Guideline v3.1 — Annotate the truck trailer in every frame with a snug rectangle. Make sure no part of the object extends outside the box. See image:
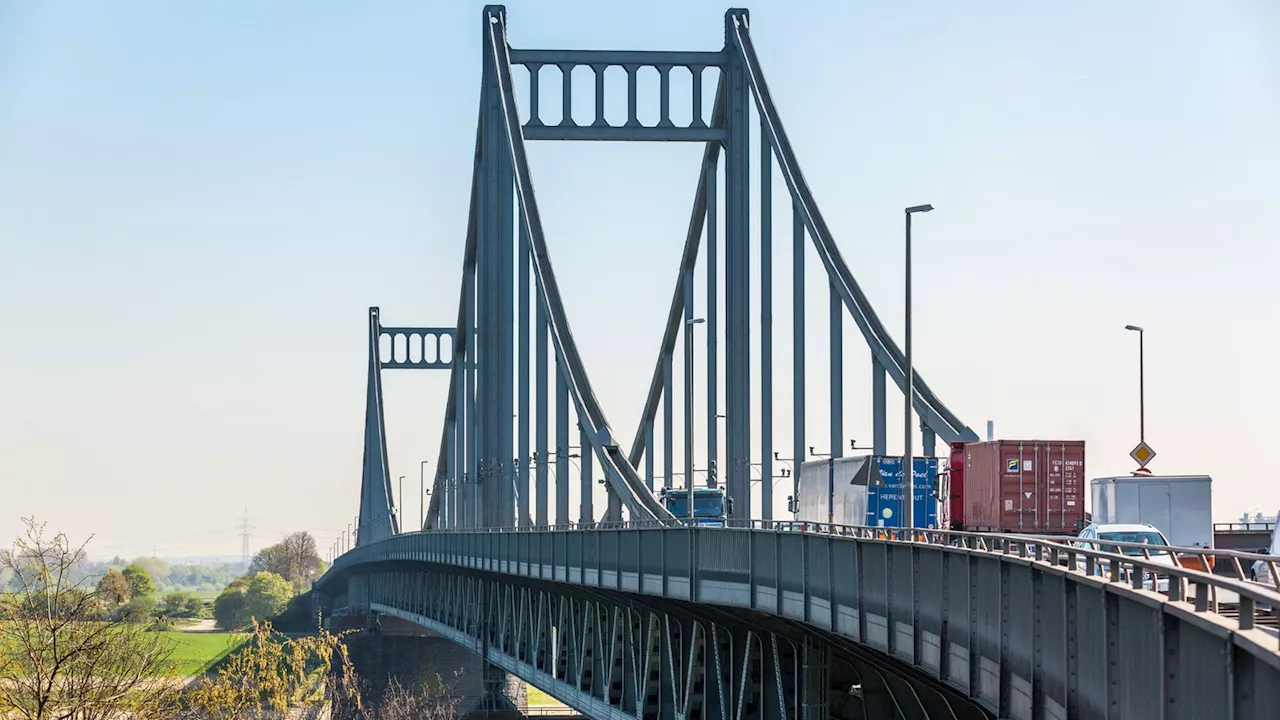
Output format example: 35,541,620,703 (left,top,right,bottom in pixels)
795,455,941,529
949,440,1086,534
1090,474,1214,570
